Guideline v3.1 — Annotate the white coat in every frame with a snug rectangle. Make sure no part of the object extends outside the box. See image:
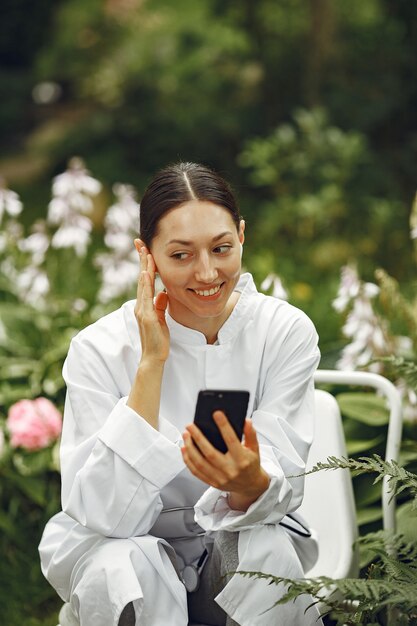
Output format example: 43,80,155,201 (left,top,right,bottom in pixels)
39,273,323,626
